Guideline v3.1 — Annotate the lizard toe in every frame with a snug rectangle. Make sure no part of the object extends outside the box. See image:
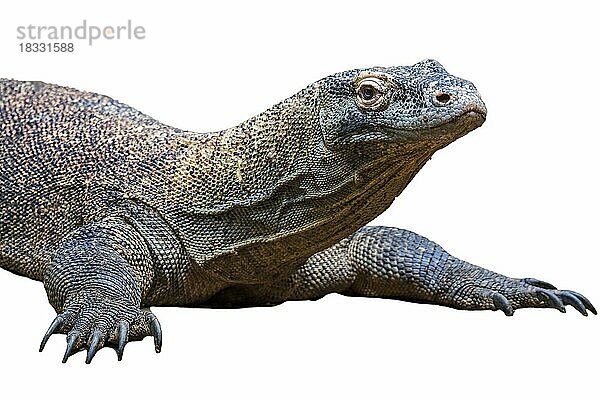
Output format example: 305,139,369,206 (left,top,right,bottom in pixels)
39,312,70,352
125,309,162,353
490,292,514,316
62,332,81,363
518,279,595,315
535,289,566,313
41,291,162,363
85,329,104,364
449,276,595,317
523,278,557,290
